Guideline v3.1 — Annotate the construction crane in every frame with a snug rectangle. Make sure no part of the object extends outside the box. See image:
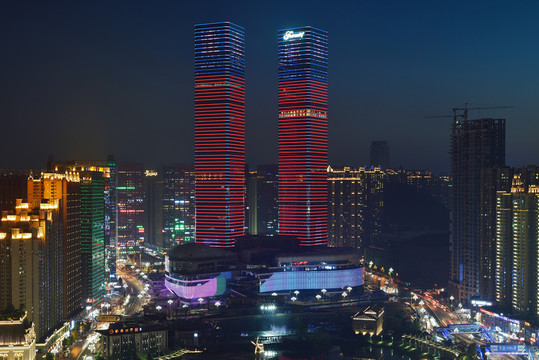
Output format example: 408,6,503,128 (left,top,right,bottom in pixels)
427,103,514,122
